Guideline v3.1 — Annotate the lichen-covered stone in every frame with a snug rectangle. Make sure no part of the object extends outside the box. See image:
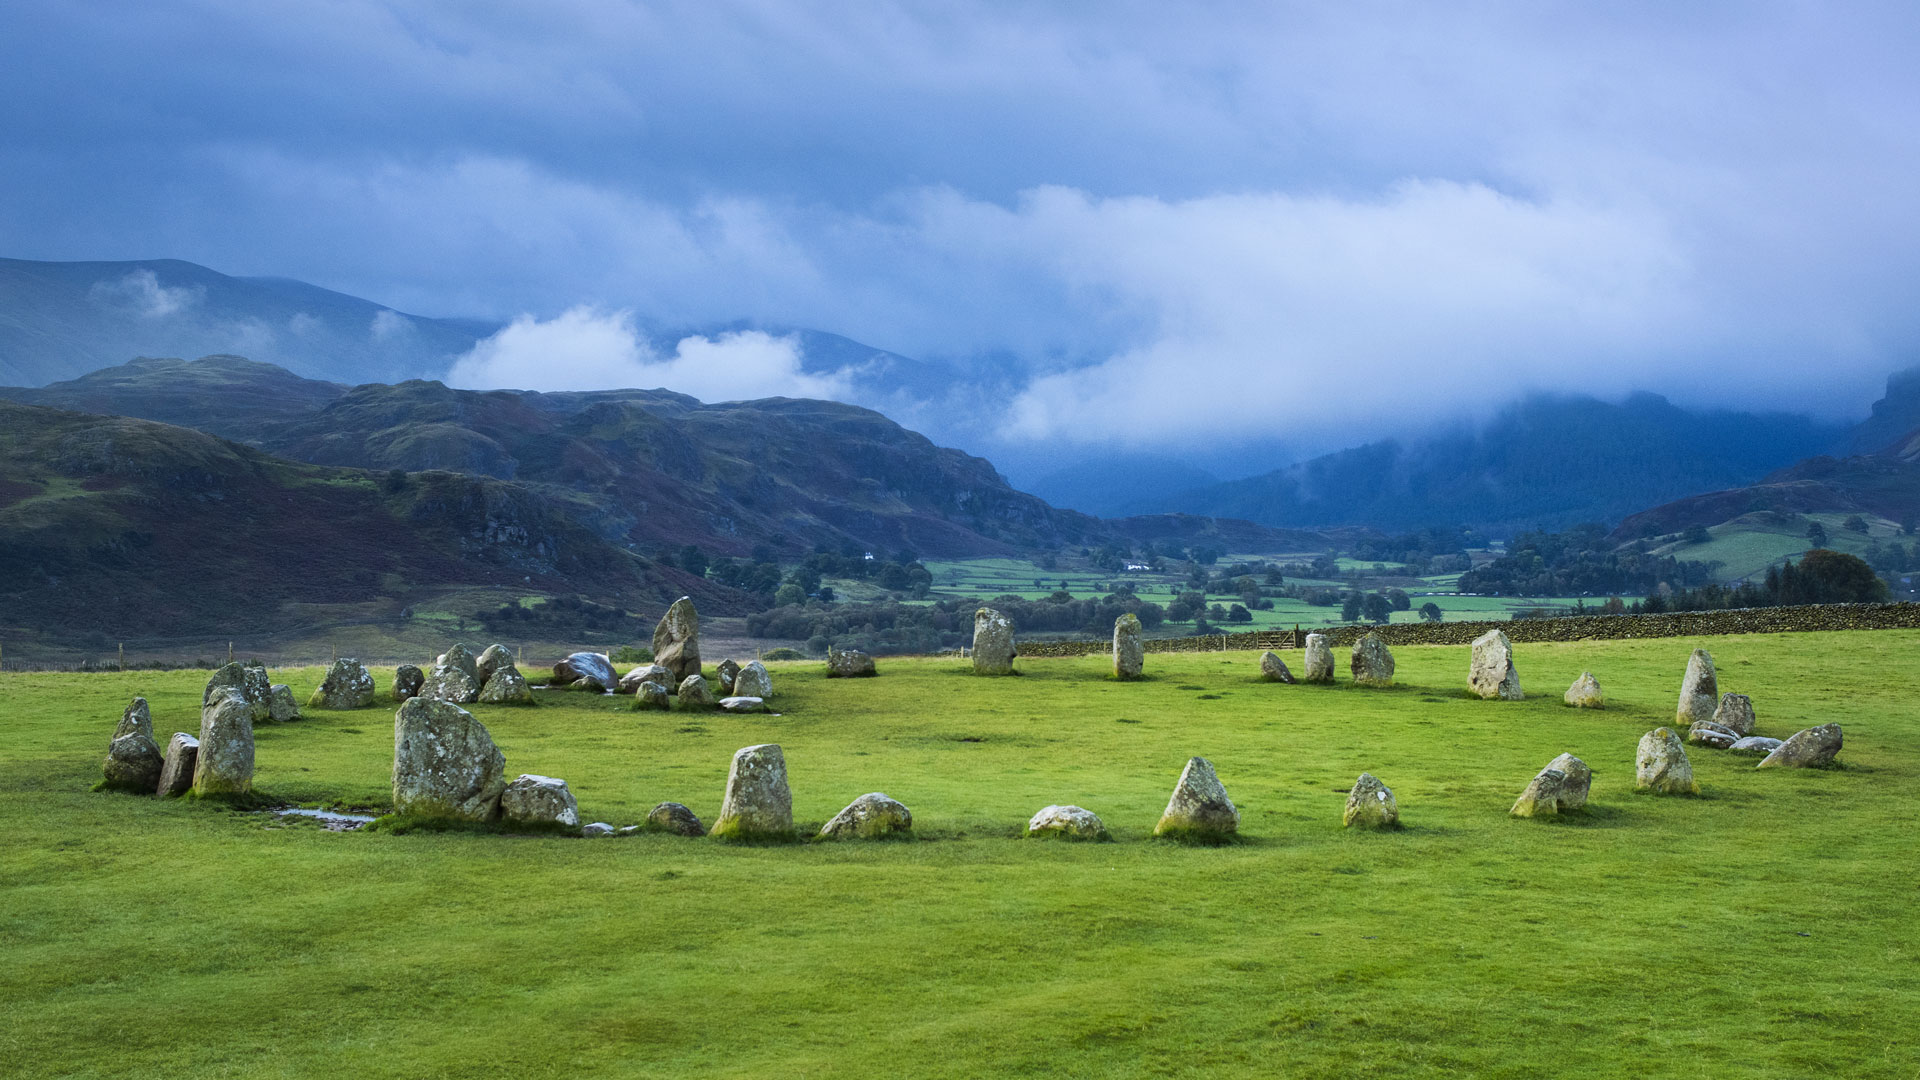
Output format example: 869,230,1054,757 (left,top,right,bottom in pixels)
267,683,301,723
1343,772,1399,828
973,607,1016,675
718,696,767,713
1636,727,1699,794
436,643,480,682
1510,753,1592,818
418,662,480,705
632,681,671,710
1686,720,1741,749
392,665,425,702
474,644,512,684
646,801,705,836
1026,804,1107,840
1112,613,1144,680
652,596,702,684
550,652,617,693
207,661,273,722
307,658,376,710
1564,671,1605,709
715,659,741,695
155,732,198,797
1302,634,1334,683
478,666,535,705
619,663,672,693
1153,756,1238,837
819,792,913,839
581,822,615,837
1756,724,1842,769
1350,634,1395,687
734,660,773,699
102,697,163,792
826,648,877,678
1729,735,1784,756
677,674,716,708
1711,693,1756,738
499,774,579,829
1677,649,1718,726
1259,650,1295,683
192,690,256,797
1468,629,1523,700
391,698,505,821
710,743,794,839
